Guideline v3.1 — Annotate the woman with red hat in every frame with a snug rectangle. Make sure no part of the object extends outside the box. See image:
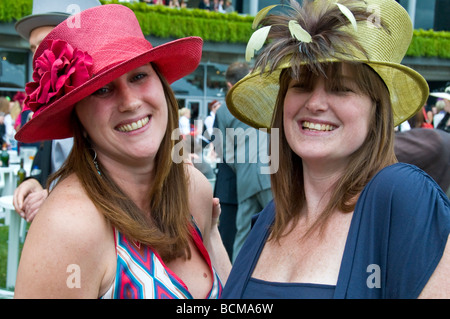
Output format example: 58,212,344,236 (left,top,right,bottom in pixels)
14,4,230,299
